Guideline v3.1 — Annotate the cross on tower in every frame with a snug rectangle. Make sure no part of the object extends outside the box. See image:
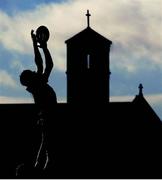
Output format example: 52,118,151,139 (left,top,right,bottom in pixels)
86,10,91,27
138,83,143,96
